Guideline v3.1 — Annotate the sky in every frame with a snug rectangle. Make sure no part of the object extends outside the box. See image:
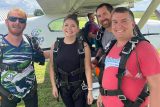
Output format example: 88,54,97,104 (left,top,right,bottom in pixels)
131,0,160,11
0,0,160,13
0,0,41,14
